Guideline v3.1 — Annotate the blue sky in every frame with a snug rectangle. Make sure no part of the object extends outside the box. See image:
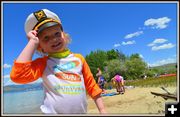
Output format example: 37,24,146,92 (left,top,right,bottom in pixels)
2,2,178,86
